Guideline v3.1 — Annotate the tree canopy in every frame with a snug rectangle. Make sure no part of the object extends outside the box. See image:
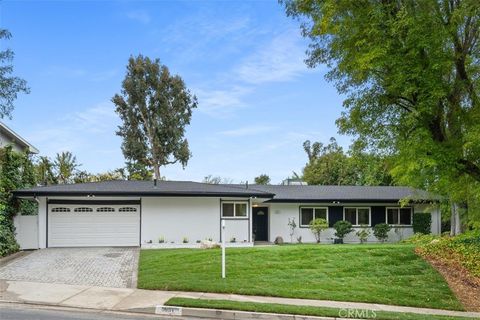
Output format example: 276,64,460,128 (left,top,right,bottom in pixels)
282,0,480,227
302,138,393,186
0,29,29,119
113,55,197,180
254,174,271,185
